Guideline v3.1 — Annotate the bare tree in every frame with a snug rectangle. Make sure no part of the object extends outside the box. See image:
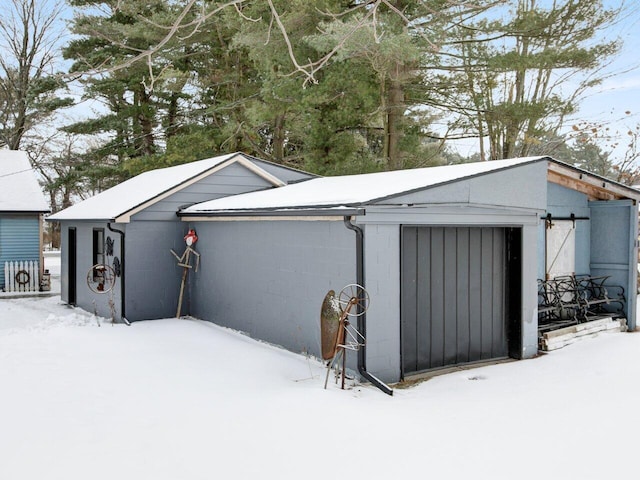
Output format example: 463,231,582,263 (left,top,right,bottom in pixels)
0,0,71,150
